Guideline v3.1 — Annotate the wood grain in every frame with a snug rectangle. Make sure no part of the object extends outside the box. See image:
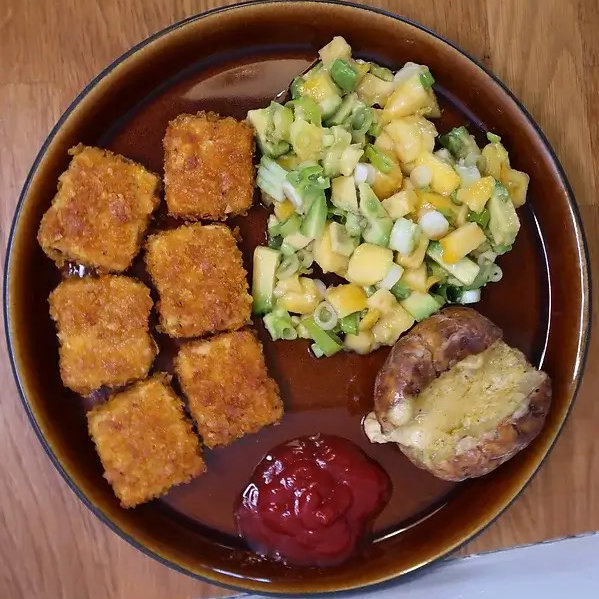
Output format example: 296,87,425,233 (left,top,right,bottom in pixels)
1,1,597,597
